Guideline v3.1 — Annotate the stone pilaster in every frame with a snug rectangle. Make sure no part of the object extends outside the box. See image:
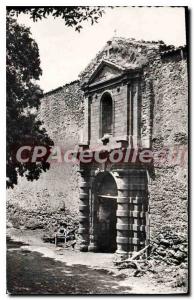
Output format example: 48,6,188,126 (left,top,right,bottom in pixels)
114,169,148,257
88,174,98,252
132,82,139,148
82,96,90,145
116,175,129,257
78,168,90,251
